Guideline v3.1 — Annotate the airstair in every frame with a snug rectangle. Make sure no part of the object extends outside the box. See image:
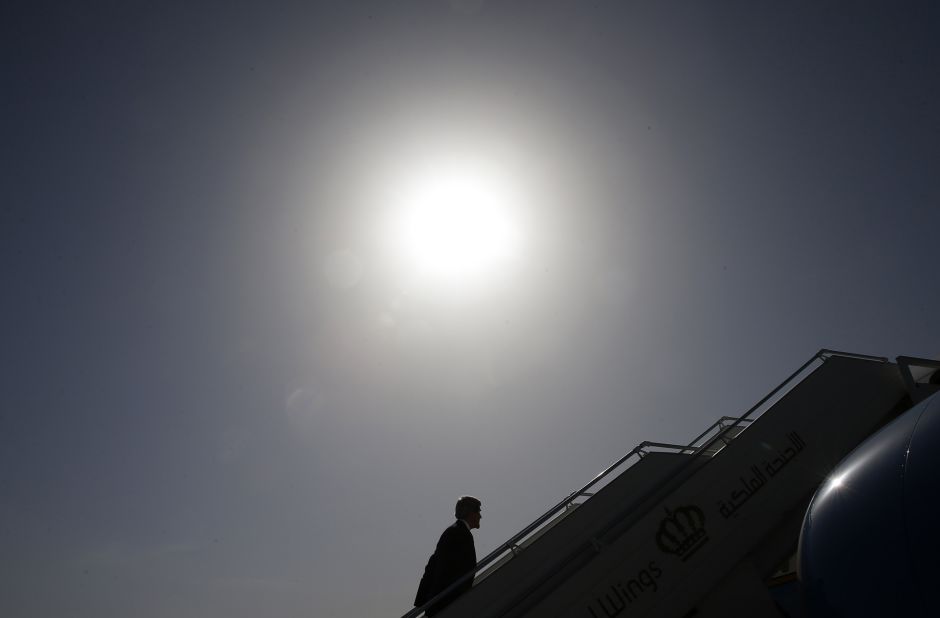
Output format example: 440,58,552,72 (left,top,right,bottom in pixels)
403,350,932,618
